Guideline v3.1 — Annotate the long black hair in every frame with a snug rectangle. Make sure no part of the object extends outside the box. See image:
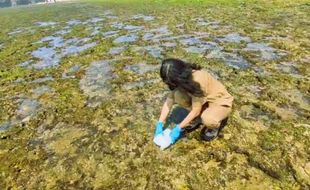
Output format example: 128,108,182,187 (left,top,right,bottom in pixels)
160,58,204,97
